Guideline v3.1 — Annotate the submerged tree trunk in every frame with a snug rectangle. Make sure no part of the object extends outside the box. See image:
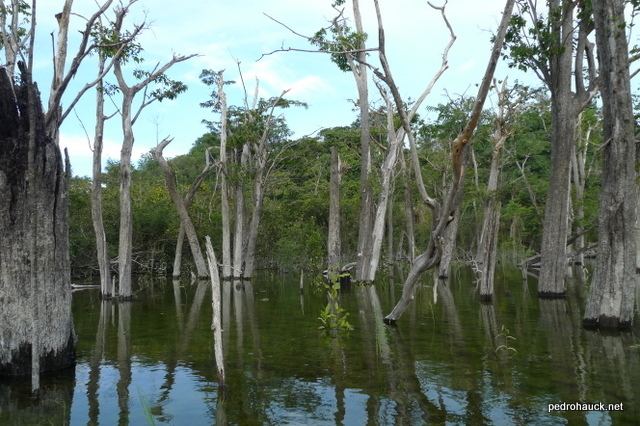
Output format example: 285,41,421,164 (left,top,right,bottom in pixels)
152,138,209,278
584,0,637,330
476,132,507,300
0,69,75,376
218,73,232,280
233,144,250,279
327,146,341,274
117,93,135,299
352,0,373,281
91,55,112,298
